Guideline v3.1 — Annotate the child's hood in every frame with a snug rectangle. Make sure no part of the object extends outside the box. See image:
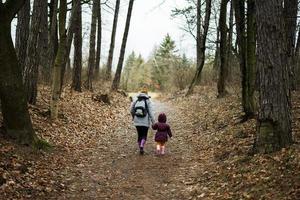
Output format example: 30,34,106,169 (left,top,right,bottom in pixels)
158,113,167,123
